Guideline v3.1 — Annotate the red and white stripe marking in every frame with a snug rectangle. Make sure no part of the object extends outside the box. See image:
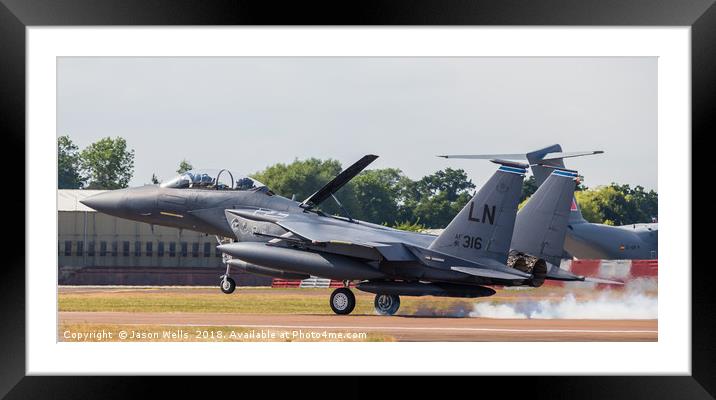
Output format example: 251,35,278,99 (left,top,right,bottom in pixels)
544,259,657,288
